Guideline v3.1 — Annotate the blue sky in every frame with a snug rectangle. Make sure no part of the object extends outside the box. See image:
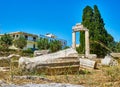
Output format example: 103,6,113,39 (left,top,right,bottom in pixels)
0,0,120,46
